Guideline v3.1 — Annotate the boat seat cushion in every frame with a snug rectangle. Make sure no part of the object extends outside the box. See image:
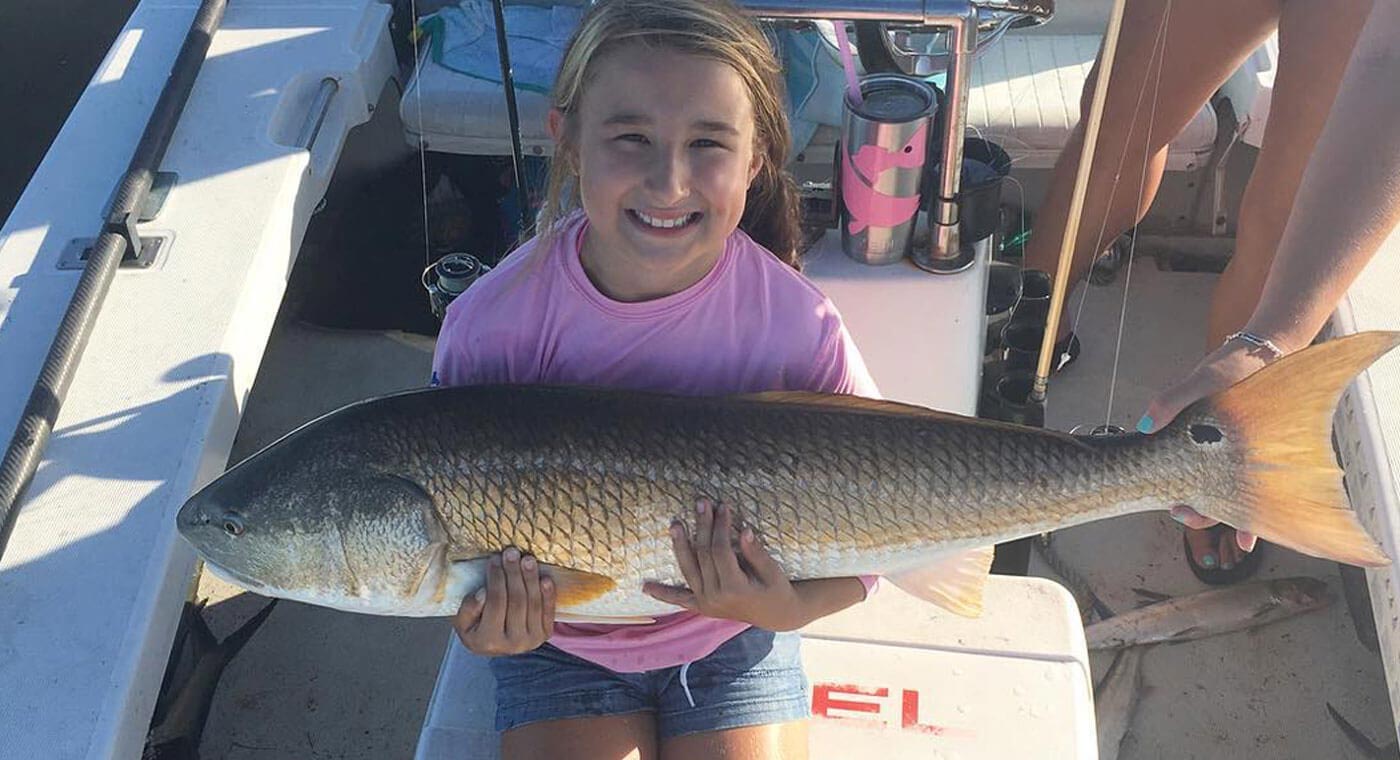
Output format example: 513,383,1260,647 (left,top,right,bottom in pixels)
966,34,1216,171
